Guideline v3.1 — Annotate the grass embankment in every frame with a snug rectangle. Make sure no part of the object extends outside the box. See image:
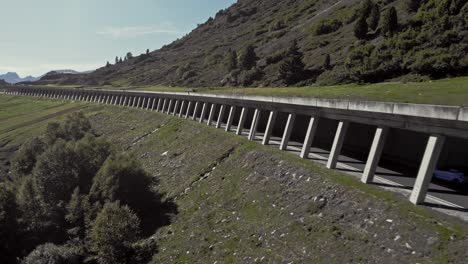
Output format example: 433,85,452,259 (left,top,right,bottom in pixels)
43,76,468,106
1,95,467,263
